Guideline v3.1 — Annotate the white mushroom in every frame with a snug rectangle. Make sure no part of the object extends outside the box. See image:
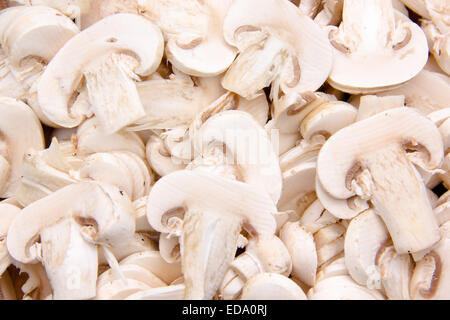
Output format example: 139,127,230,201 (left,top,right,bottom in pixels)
316,108,442,256
37,13,164,133
240,273,307,300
